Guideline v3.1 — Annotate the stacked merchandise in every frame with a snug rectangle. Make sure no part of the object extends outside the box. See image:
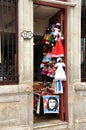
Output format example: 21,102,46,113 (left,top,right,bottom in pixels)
34,22,66,114
40,22,66,92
